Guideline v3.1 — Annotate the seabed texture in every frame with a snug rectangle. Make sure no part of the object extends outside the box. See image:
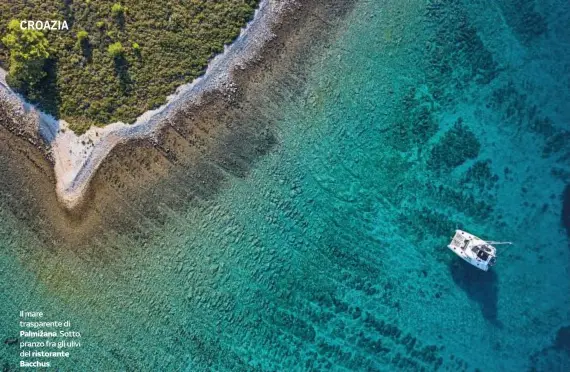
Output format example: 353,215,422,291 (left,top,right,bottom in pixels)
1,0,570,370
